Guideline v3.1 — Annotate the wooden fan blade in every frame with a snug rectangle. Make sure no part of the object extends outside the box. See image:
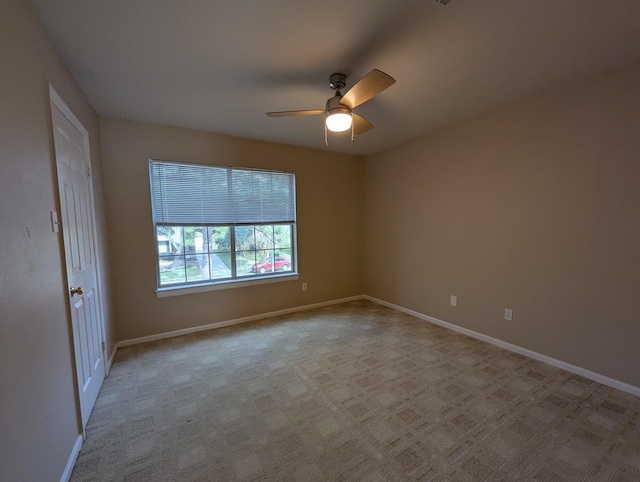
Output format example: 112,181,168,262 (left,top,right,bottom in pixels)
340,69,396,110
352,113,374,135
266,109,325,117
